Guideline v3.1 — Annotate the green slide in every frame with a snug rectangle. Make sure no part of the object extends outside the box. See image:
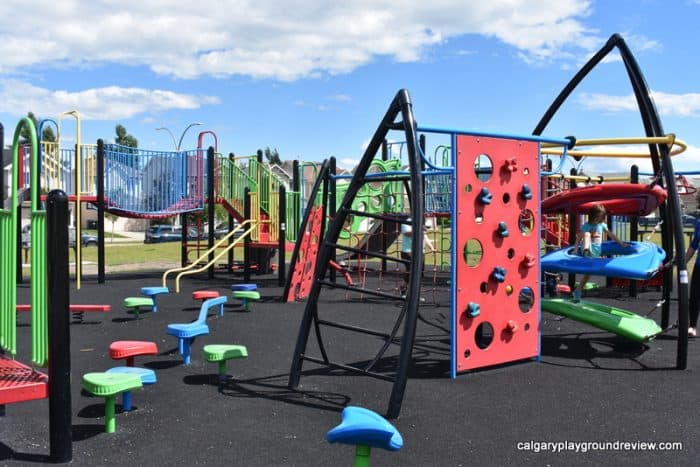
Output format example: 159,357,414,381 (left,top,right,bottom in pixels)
542,299,662,343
